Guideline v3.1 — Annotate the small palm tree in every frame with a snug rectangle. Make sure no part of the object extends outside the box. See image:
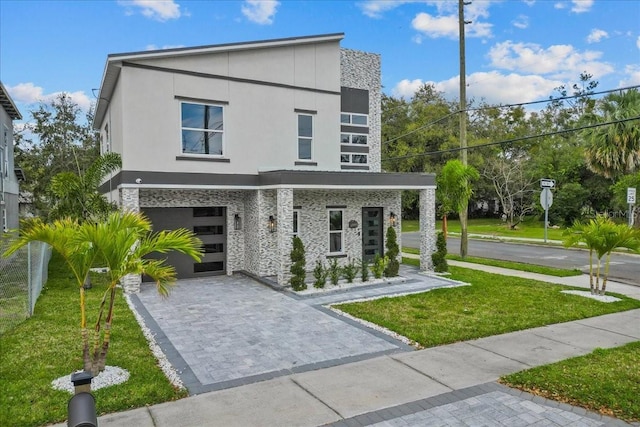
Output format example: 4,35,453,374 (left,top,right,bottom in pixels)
564,215,640,295
4,211,202,378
